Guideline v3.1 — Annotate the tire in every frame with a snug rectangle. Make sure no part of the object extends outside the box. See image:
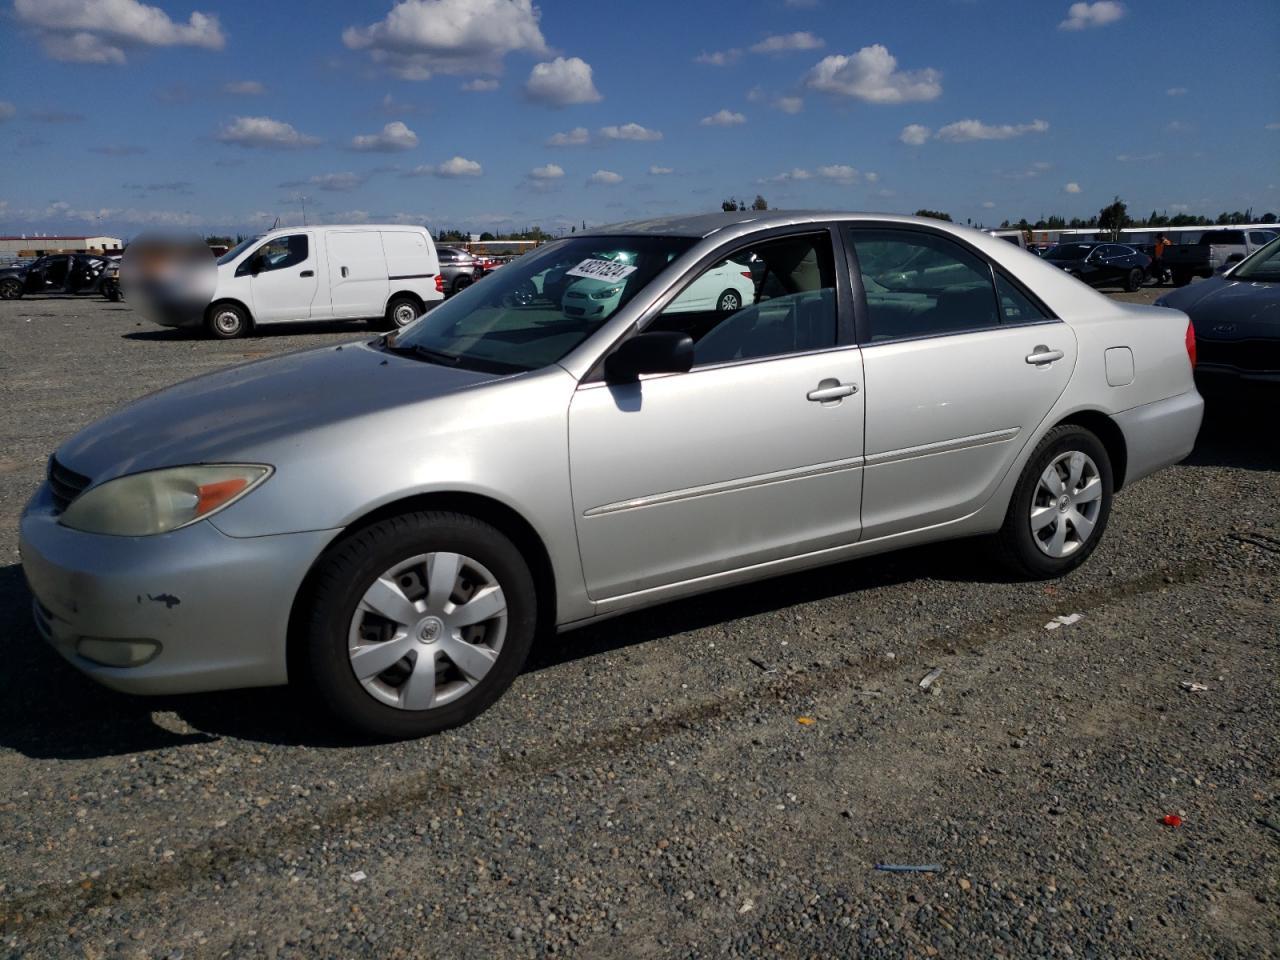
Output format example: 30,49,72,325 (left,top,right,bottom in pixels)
1125,268,1143,292
451,276,472,297
1173,270,1191,287
716,289,742,312
205,302,250,339
373,295,420,331
303,511,538,739
0,278,22,300
995,424,1113,580
104,286,122,302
